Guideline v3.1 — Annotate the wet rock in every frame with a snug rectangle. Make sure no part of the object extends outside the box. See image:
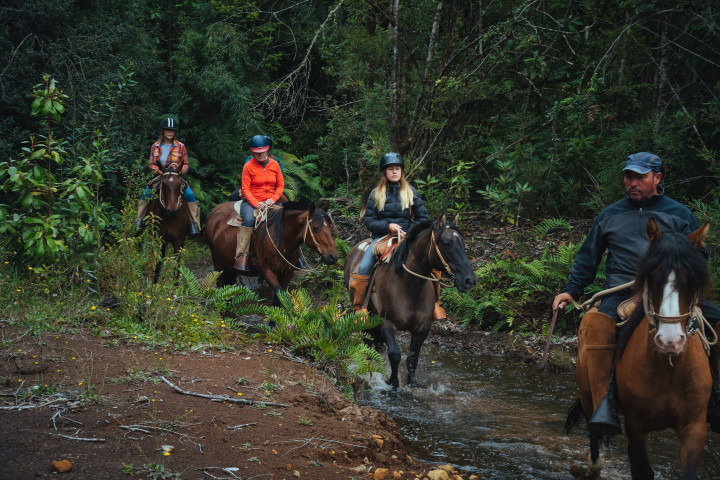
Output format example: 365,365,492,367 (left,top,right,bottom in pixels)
373,468,390,480
50,460,72,473
426,469,449,480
